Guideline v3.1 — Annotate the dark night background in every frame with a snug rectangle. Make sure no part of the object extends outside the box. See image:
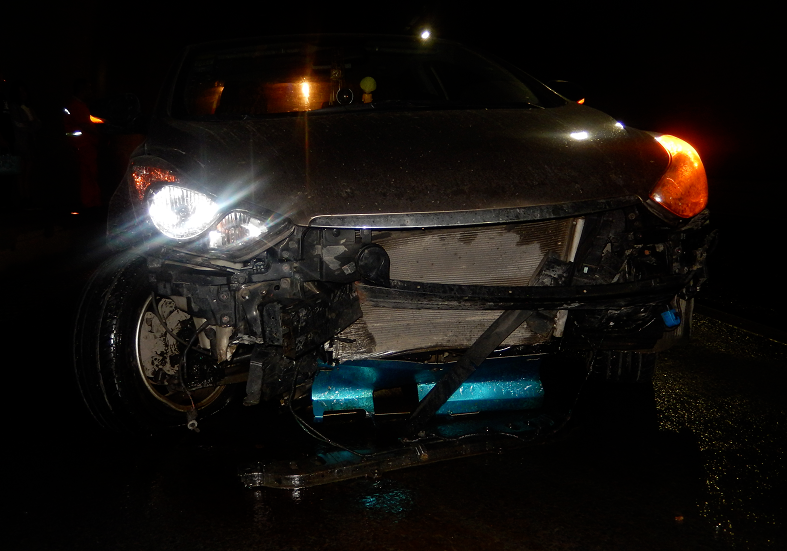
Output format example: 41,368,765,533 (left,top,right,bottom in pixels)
3,3,783,325
2,2,779,175
2,4,786,550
